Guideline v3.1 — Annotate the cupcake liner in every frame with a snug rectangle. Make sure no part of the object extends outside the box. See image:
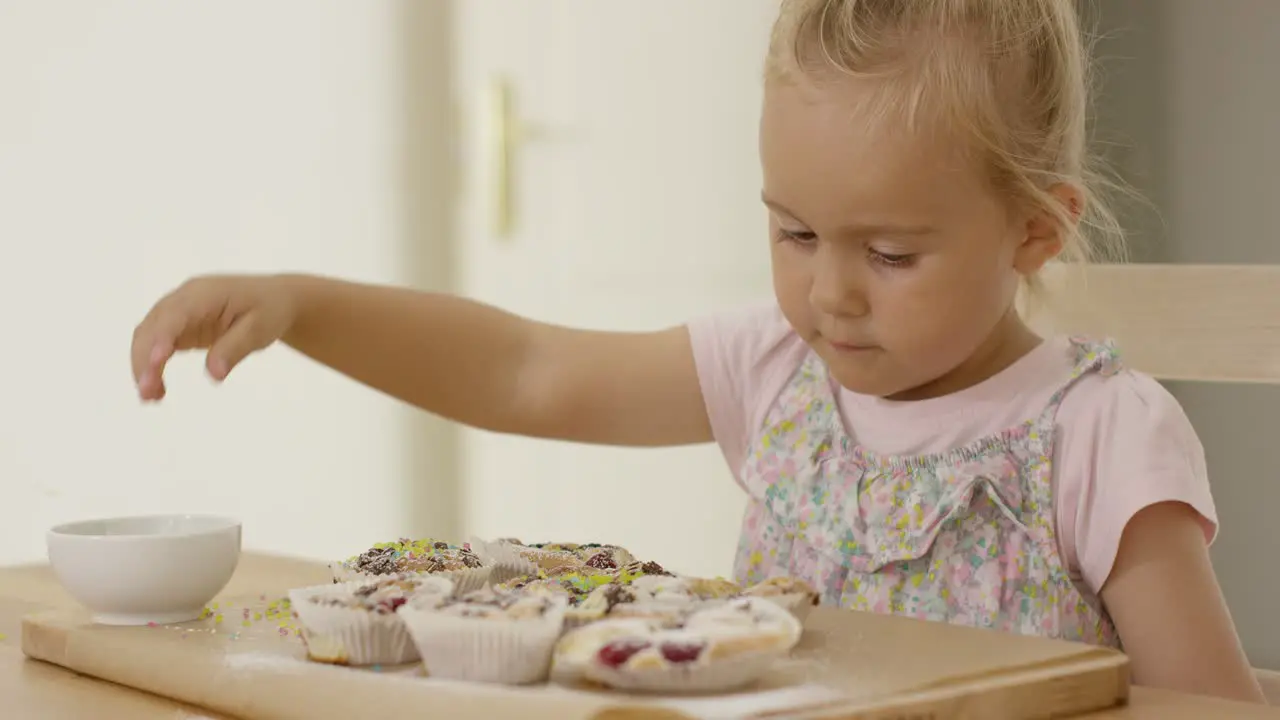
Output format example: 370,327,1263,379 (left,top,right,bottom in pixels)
473,538,541,584
329,559,493,593
288,577,451,666
476,537,633,584
399,595,569,685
